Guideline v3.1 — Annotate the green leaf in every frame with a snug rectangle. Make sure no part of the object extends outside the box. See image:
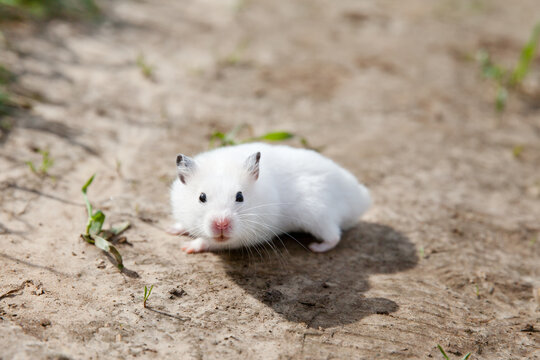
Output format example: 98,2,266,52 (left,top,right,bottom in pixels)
144,285,153,300
110,221,130,236
81,174,95,194
82,174,95,221
512,145,524,158
437,345,450,360
210,131,225,140
209,131,232,148
258,131,294,141
94,235,124,270
462,353,472,360
89,210,105,235
511,23,540,86
25,160,37,174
